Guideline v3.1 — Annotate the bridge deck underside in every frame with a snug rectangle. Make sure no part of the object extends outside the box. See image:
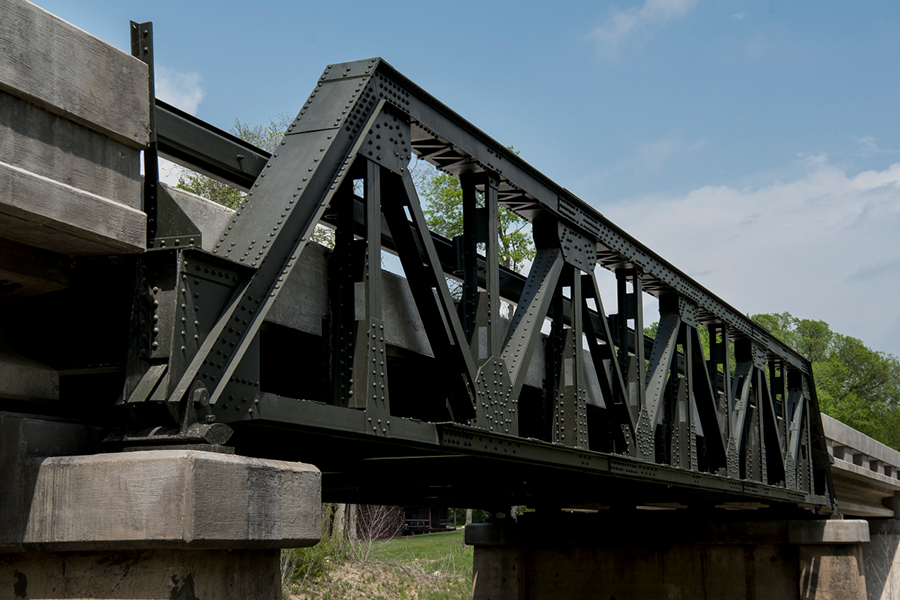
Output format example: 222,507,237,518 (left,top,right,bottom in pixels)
233,415,814,510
